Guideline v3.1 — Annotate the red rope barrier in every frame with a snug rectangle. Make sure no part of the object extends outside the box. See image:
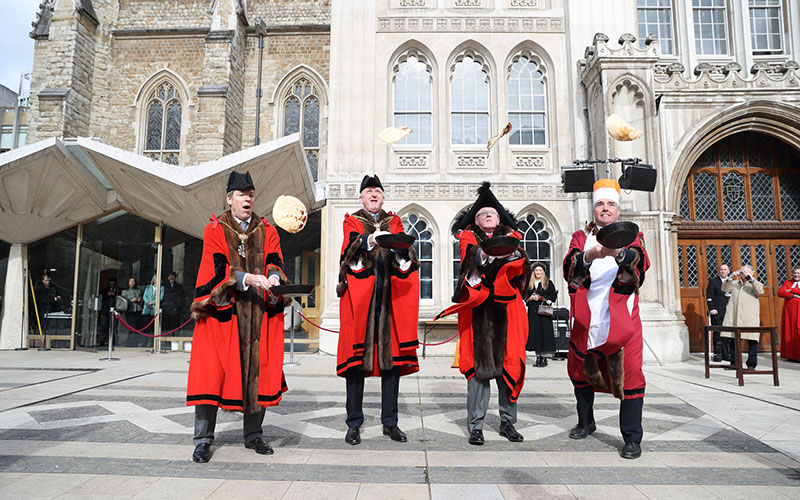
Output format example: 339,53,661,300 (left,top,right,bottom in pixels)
296,311,340,333
115,312,194,338
295,311,460,346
